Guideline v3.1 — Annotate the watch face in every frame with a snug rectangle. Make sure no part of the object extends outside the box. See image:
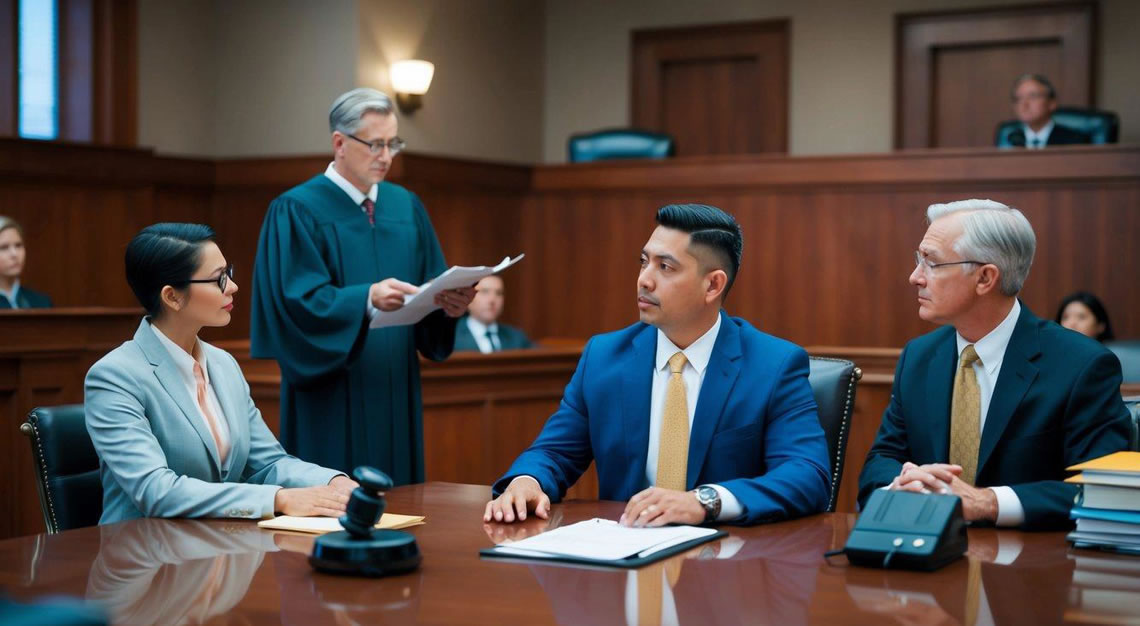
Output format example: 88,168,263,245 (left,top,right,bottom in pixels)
698,486,717,502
